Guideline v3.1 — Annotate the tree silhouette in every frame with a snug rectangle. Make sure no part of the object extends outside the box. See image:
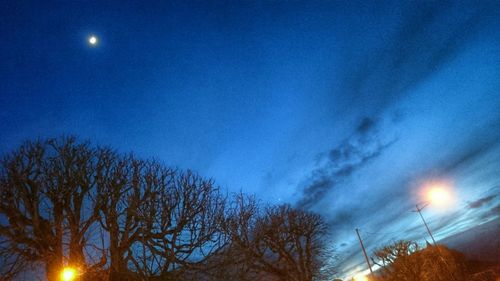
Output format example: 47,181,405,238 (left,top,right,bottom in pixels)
0,138,101,281
224,194,335,281
0,137,335,281
372,241,468,281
